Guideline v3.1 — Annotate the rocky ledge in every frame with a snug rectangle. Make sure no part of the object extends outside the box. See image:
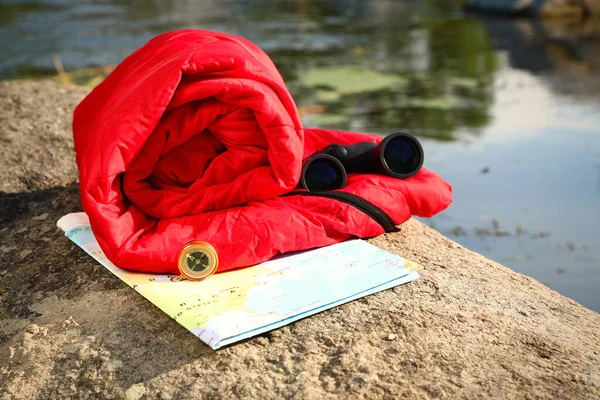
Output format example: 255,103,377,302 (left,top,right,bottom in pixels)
0,80,599,399
463,0,600,18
